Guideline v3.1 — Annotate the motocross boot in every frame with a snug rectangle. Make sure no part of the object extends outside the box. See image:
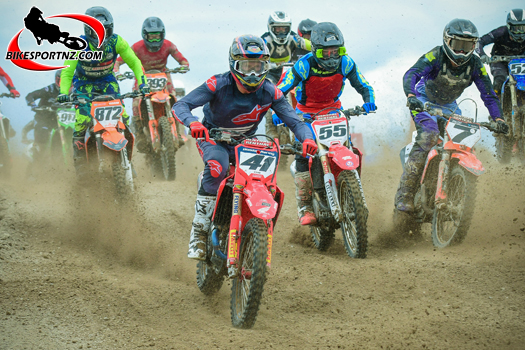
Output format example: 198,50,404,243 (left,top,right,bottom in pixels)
132,116,149,153
188,195,217,260
394,146,427,212
265,110,279,140
294,171,317,225
72,136,88,178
